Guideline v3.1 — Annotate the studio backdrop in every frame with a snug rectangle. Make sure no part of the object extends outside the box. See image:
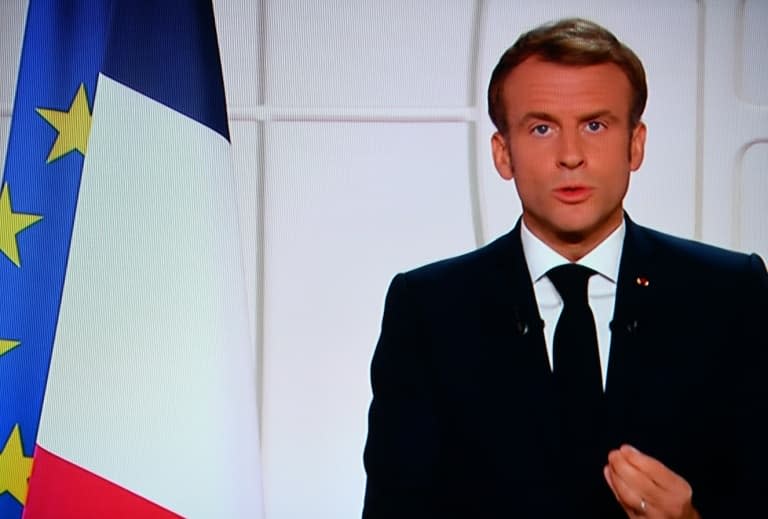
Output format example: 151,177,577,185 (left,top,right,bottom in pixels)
1,1,766,518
